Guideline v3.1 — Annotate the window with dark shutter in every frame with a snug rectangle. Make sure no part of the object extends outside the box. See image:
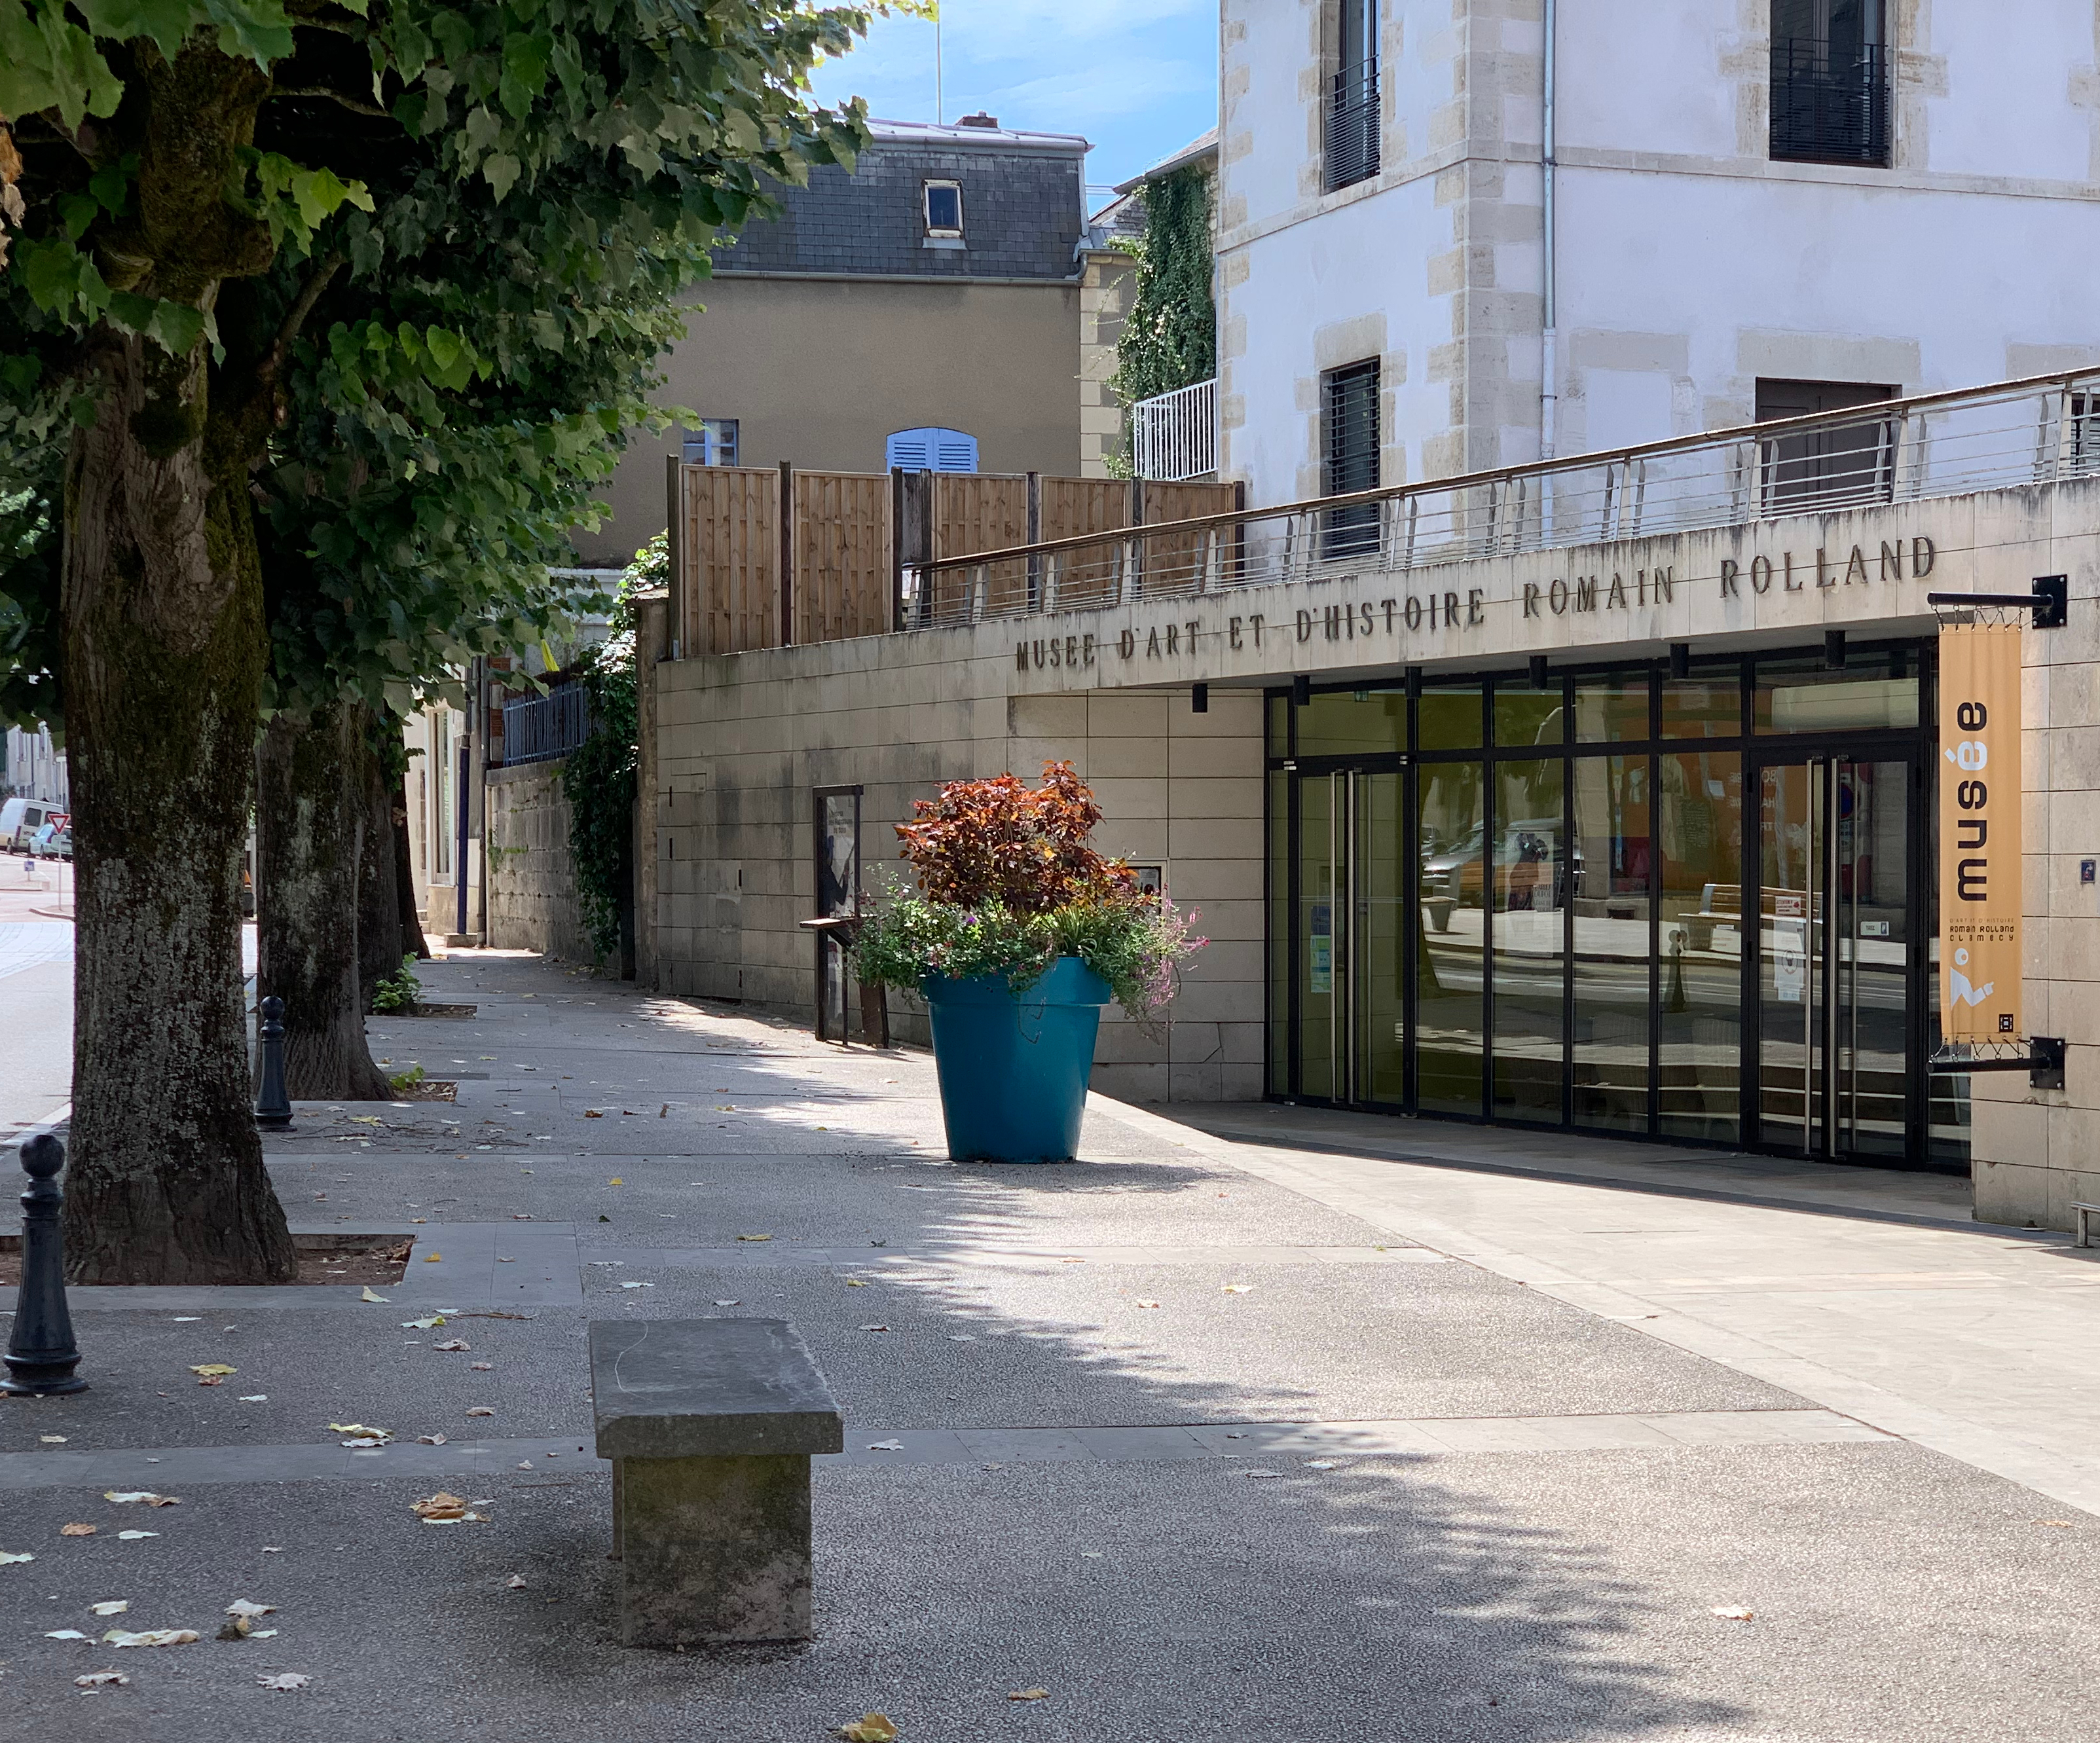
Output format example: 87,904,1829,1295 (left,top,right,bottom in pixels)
1322,359,1380,559
1755,378,1898,511
1770,0,1890,166
1326,0,1380,192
